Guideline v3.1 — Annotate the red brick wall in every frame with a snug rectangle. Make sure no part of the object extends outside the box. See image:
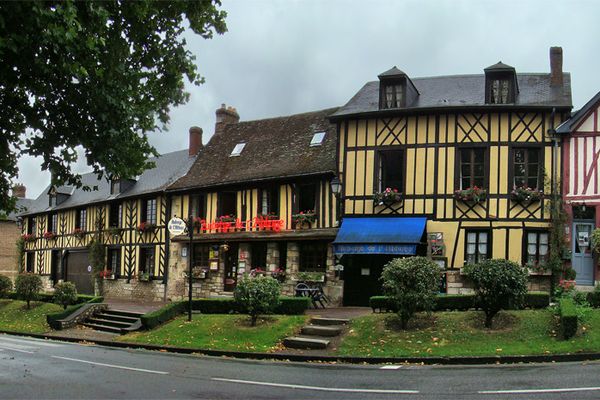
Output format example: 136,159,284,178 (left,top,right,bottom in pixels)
0,221,20,281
